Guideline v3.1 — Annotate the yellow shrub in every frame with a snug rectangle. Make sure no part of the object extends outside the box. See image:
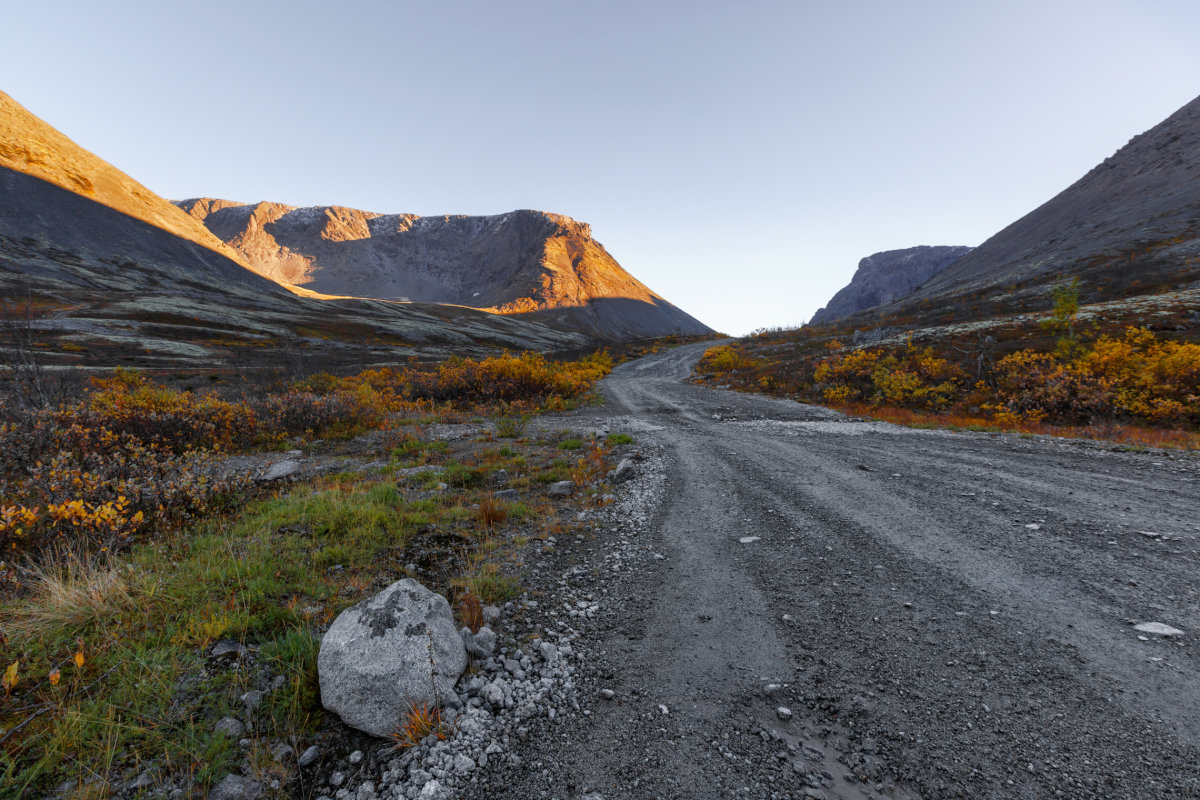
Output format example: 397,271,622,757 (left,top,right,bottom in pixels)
697,345,754,374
